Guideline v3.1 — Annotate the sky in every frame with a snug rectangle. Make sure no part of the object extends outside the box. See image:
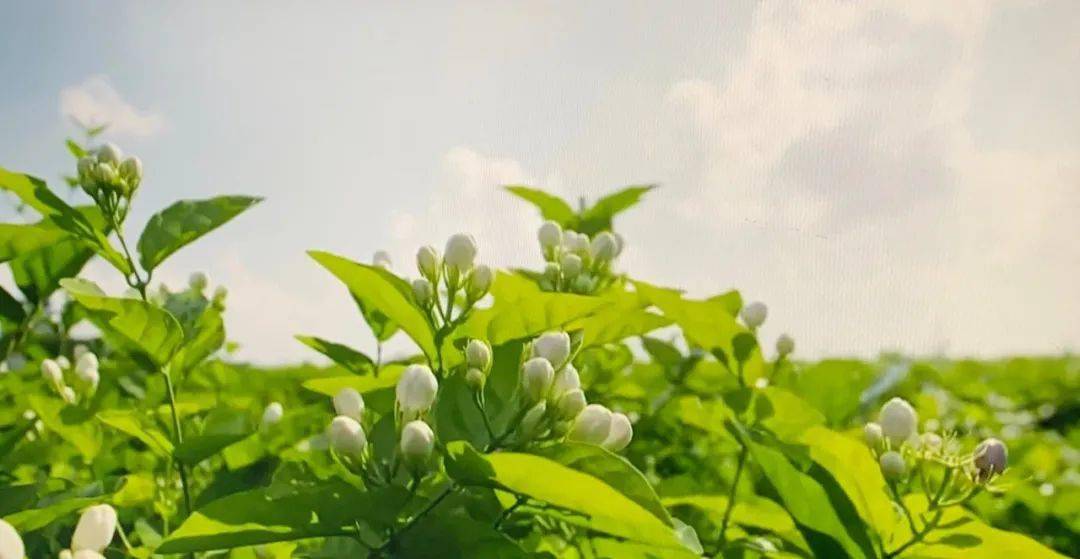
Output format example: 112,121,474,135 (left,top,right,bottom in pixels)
1,1,1077,365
